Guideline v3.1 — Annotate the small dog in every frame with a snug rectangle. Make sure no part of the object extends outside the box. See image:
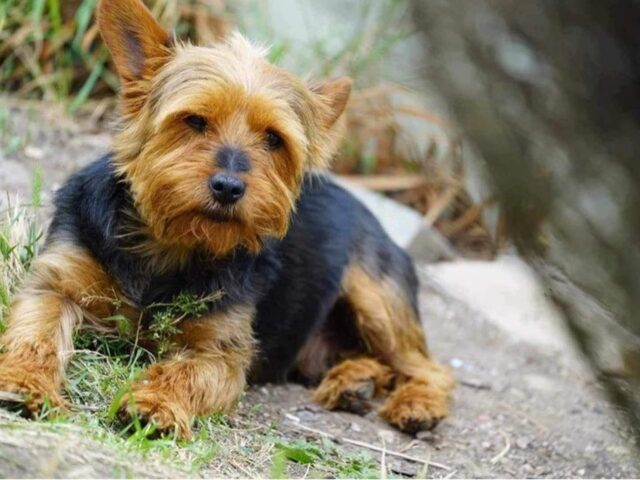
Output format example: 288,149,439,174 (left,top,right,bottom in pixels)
0,0,453,438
